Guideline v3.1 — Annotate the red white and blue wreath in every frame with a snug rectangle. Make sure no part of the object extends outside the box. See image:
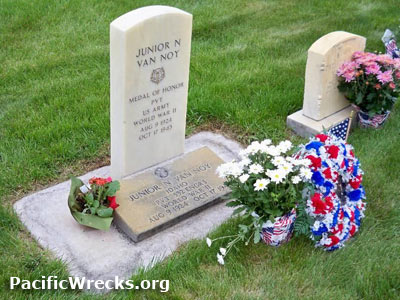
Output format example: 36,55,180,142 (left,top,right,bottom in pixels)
296,134,366,251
